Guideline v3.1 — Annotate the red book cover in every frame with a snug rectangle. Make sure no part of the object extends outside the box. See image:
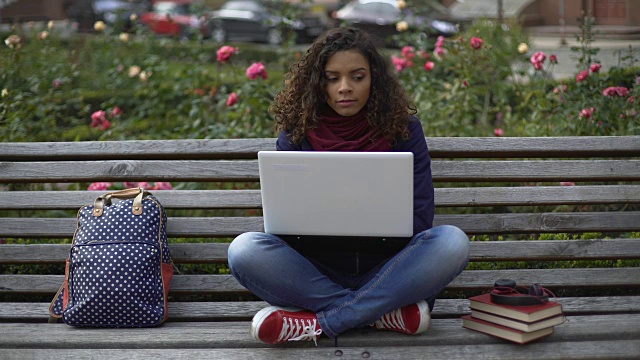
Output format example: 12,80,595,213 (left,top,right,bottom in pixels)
462,315,554,344
468,293,563,322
